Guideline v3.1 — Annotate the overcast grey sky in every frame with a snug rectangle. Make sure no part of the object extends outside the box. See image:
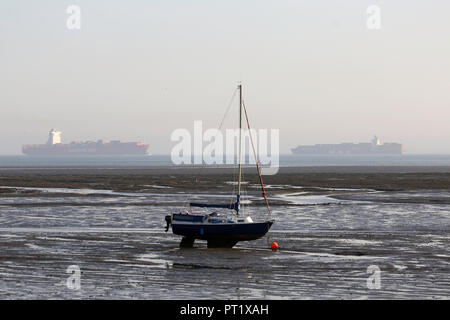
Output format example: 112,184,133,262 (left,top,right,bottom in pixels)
1,0,449,154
